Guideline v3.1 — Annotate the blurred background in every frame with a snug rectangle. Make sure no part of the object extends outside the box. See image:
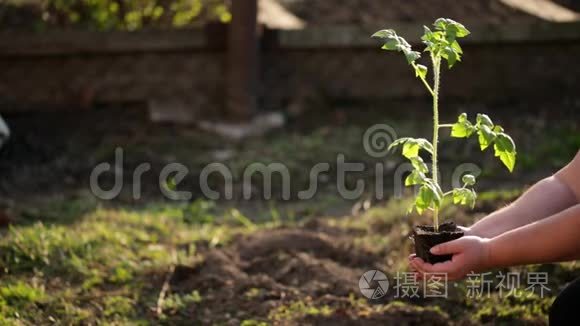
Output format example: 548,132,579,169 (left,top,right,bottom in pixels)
0,0,578,325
